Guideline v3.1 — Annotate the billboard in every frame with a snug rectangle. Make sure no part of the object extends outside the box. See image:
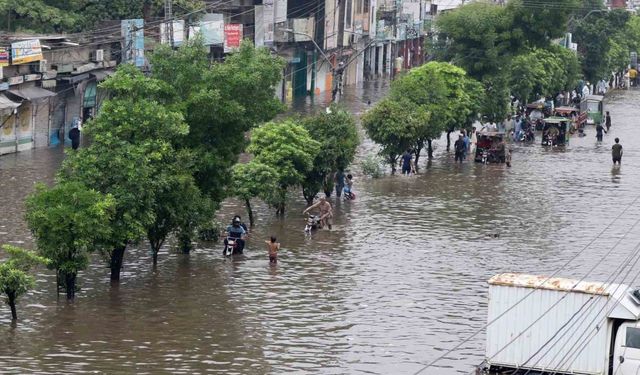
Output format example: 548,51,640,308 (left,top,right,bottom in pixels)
0,47,8,67
11,39,43,65
121,19,144,67
224,24,243,53
201,13,224,45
